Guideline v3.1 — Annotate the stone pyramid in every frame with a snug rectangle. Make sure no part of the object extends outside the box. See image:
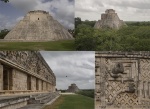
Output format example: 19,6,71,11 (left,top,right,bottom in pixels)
94,9,127,29
67,83,79,92
4,10,73,41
